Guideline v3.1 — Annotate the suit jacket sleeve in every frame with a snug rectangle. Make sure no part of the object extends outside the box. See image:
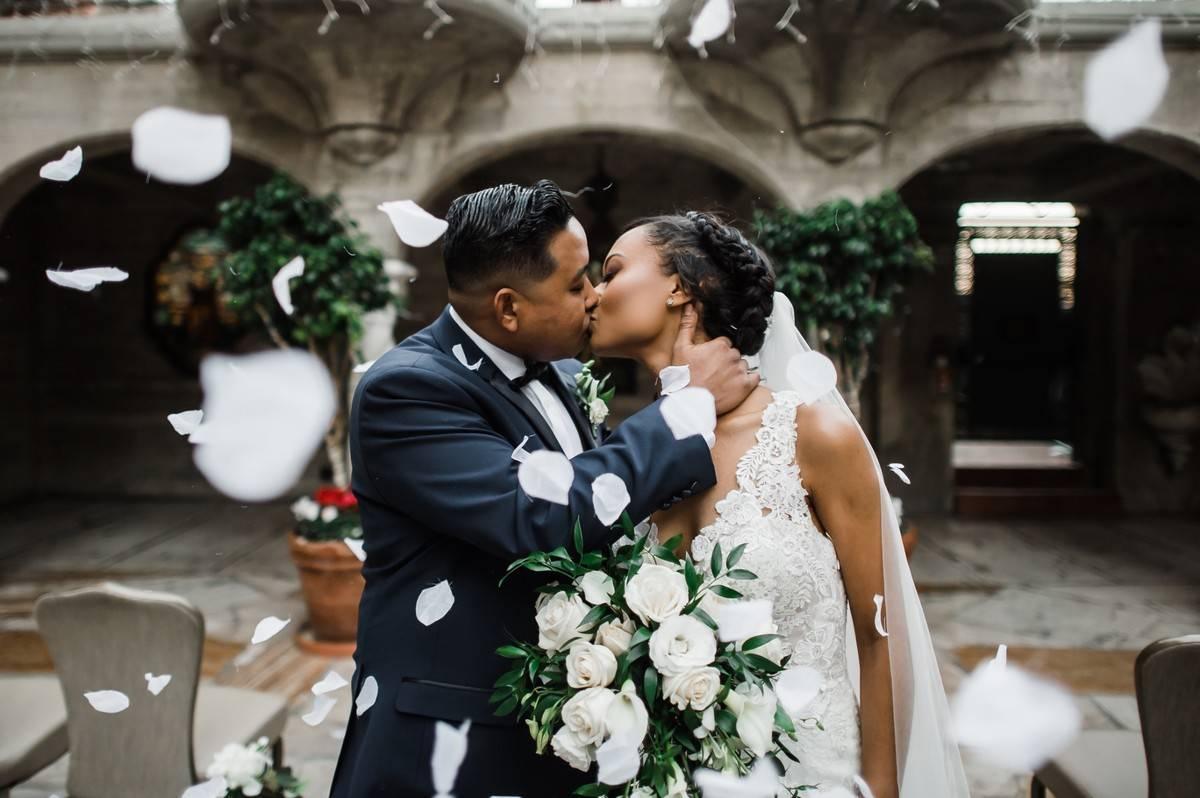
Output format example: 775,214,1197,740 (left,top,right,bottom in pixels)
354,362,717,561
